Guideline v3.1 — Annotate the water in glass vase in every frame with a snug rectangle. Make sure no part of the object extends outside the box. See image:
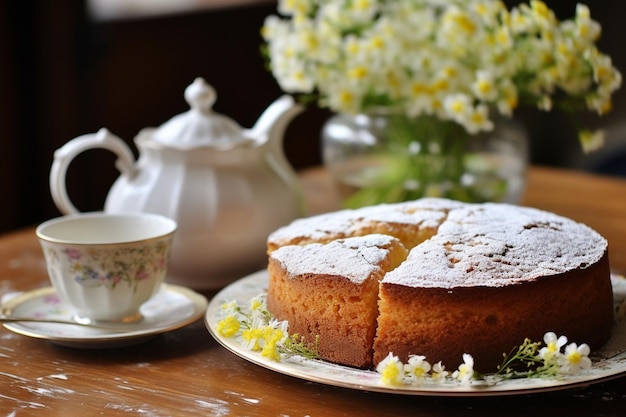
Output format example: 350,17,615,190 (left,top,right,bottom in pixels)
330,155,391,197
322,112,528,208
